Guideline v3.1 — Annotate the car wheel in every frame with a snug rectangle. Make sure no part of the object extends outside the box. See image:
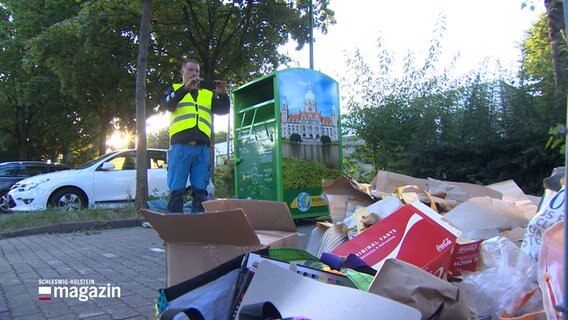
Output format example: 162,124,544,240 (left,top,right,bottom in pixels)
50,188,86,211
0,191,10,213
